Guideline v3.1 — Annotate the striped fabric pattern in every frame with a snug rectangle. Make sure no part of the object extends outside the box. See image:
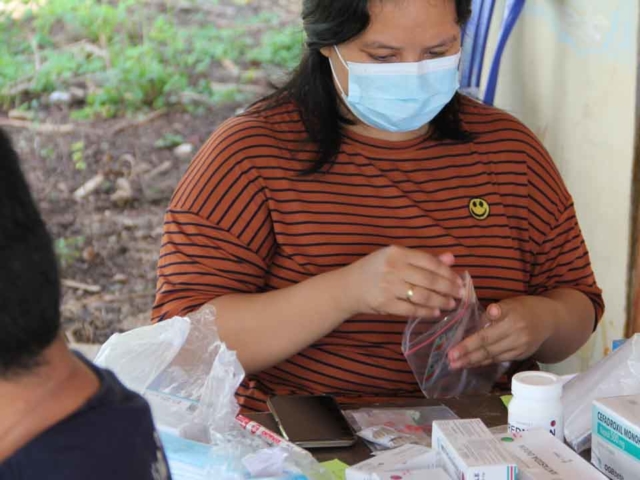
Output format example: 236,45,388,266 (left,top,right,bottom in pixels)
153,95,603,412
